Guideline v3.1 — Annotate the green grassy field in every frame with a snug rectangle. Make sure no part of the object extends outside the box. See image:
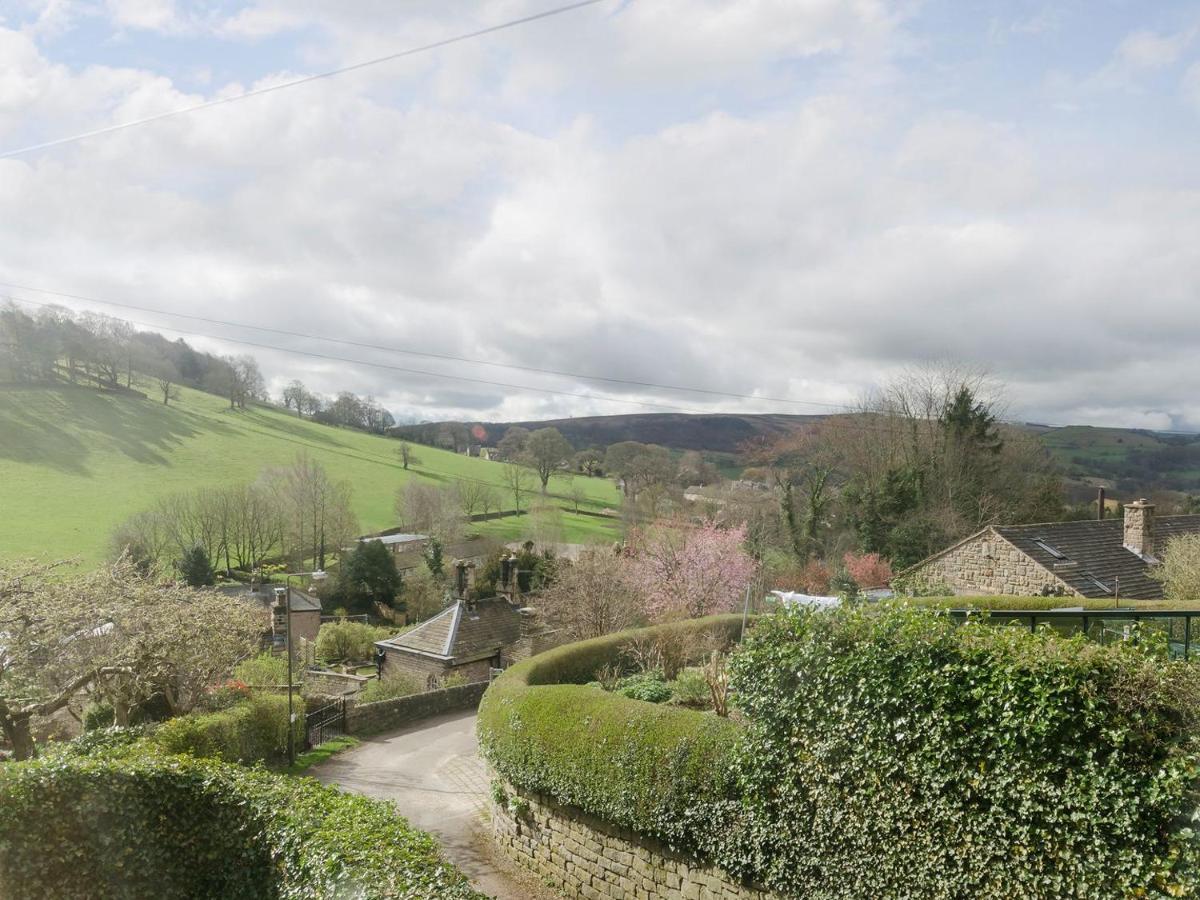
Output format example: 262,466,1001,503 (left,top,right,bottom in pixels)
0,383,622,568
